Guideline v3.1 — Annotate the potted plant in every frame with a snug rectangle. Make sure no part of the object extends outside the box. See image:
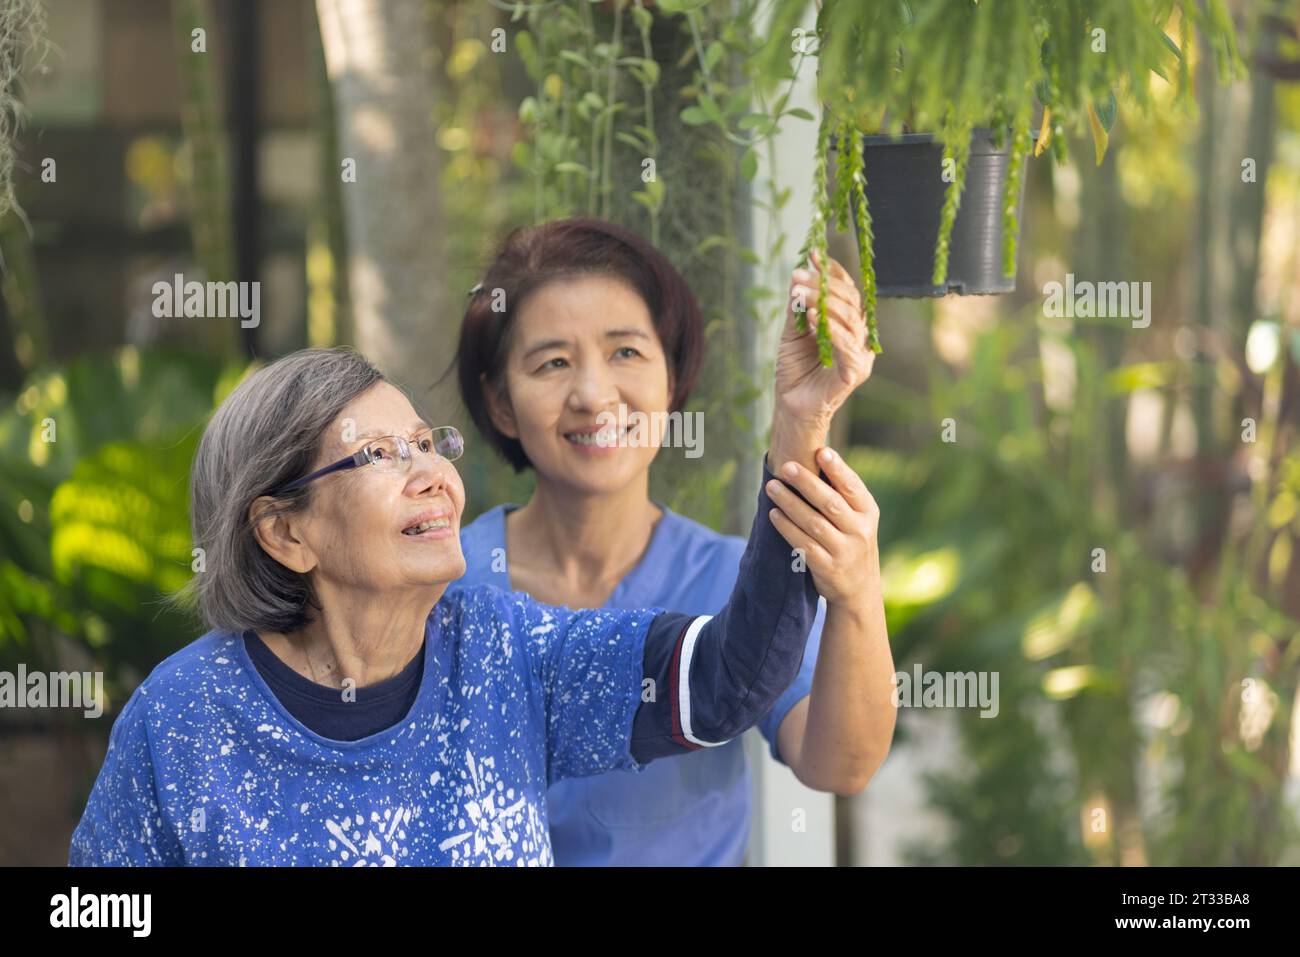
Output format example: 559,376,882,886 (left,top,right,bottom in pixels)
754,0,1243,359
